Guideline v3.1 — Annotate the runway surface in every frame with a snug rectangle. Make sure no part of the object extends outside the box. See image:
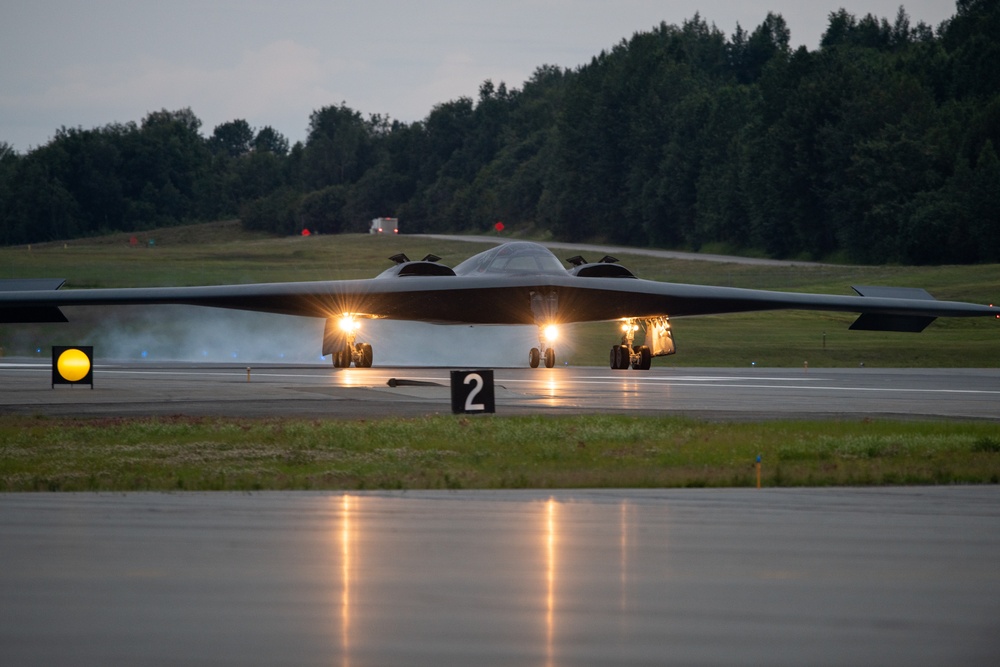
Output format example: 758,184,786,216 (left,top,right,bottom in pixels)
1,359,998,420
2,488,999,666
